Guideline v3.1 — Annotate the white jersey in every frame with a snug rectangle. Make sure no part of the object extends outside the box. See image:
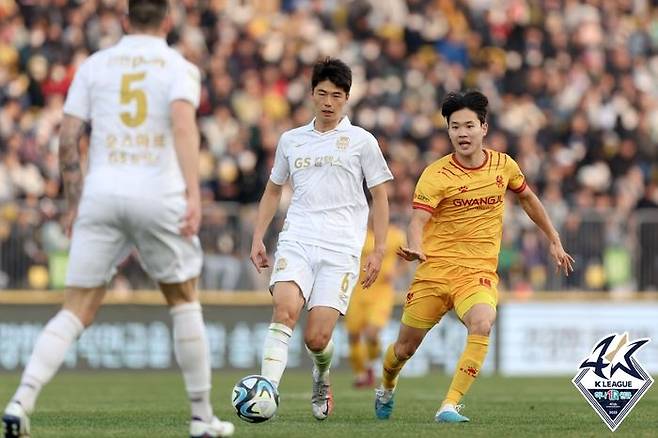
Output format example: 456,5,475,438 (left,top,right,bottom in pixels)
270,117,393,256
63,35,201,198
